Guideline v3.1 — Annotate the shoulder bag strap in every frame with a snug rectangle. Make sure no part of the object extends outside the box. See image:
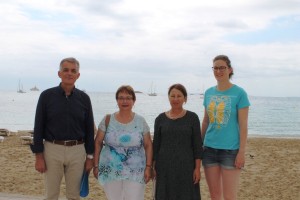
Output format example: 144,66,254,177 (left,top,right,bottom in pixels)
105,114,111,132
102,114,111,146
